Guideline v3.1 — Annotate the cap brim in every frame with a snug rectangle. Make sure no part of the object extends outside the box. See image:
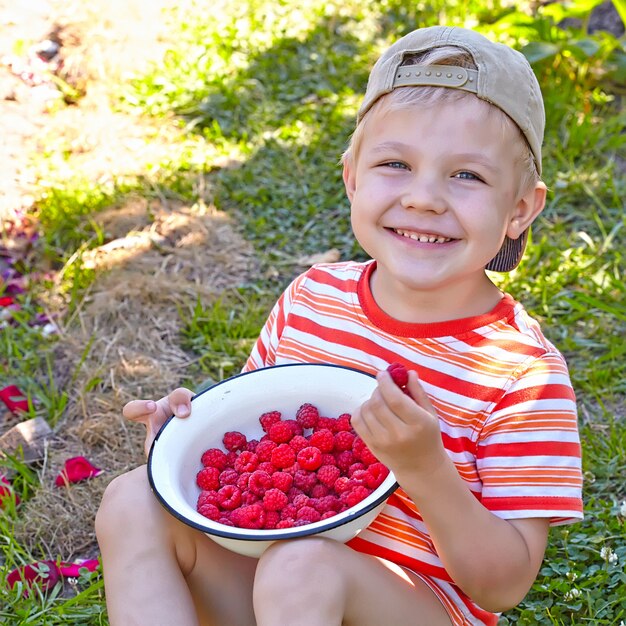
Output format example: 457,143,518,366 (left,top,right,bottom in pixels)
486,229,528,272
